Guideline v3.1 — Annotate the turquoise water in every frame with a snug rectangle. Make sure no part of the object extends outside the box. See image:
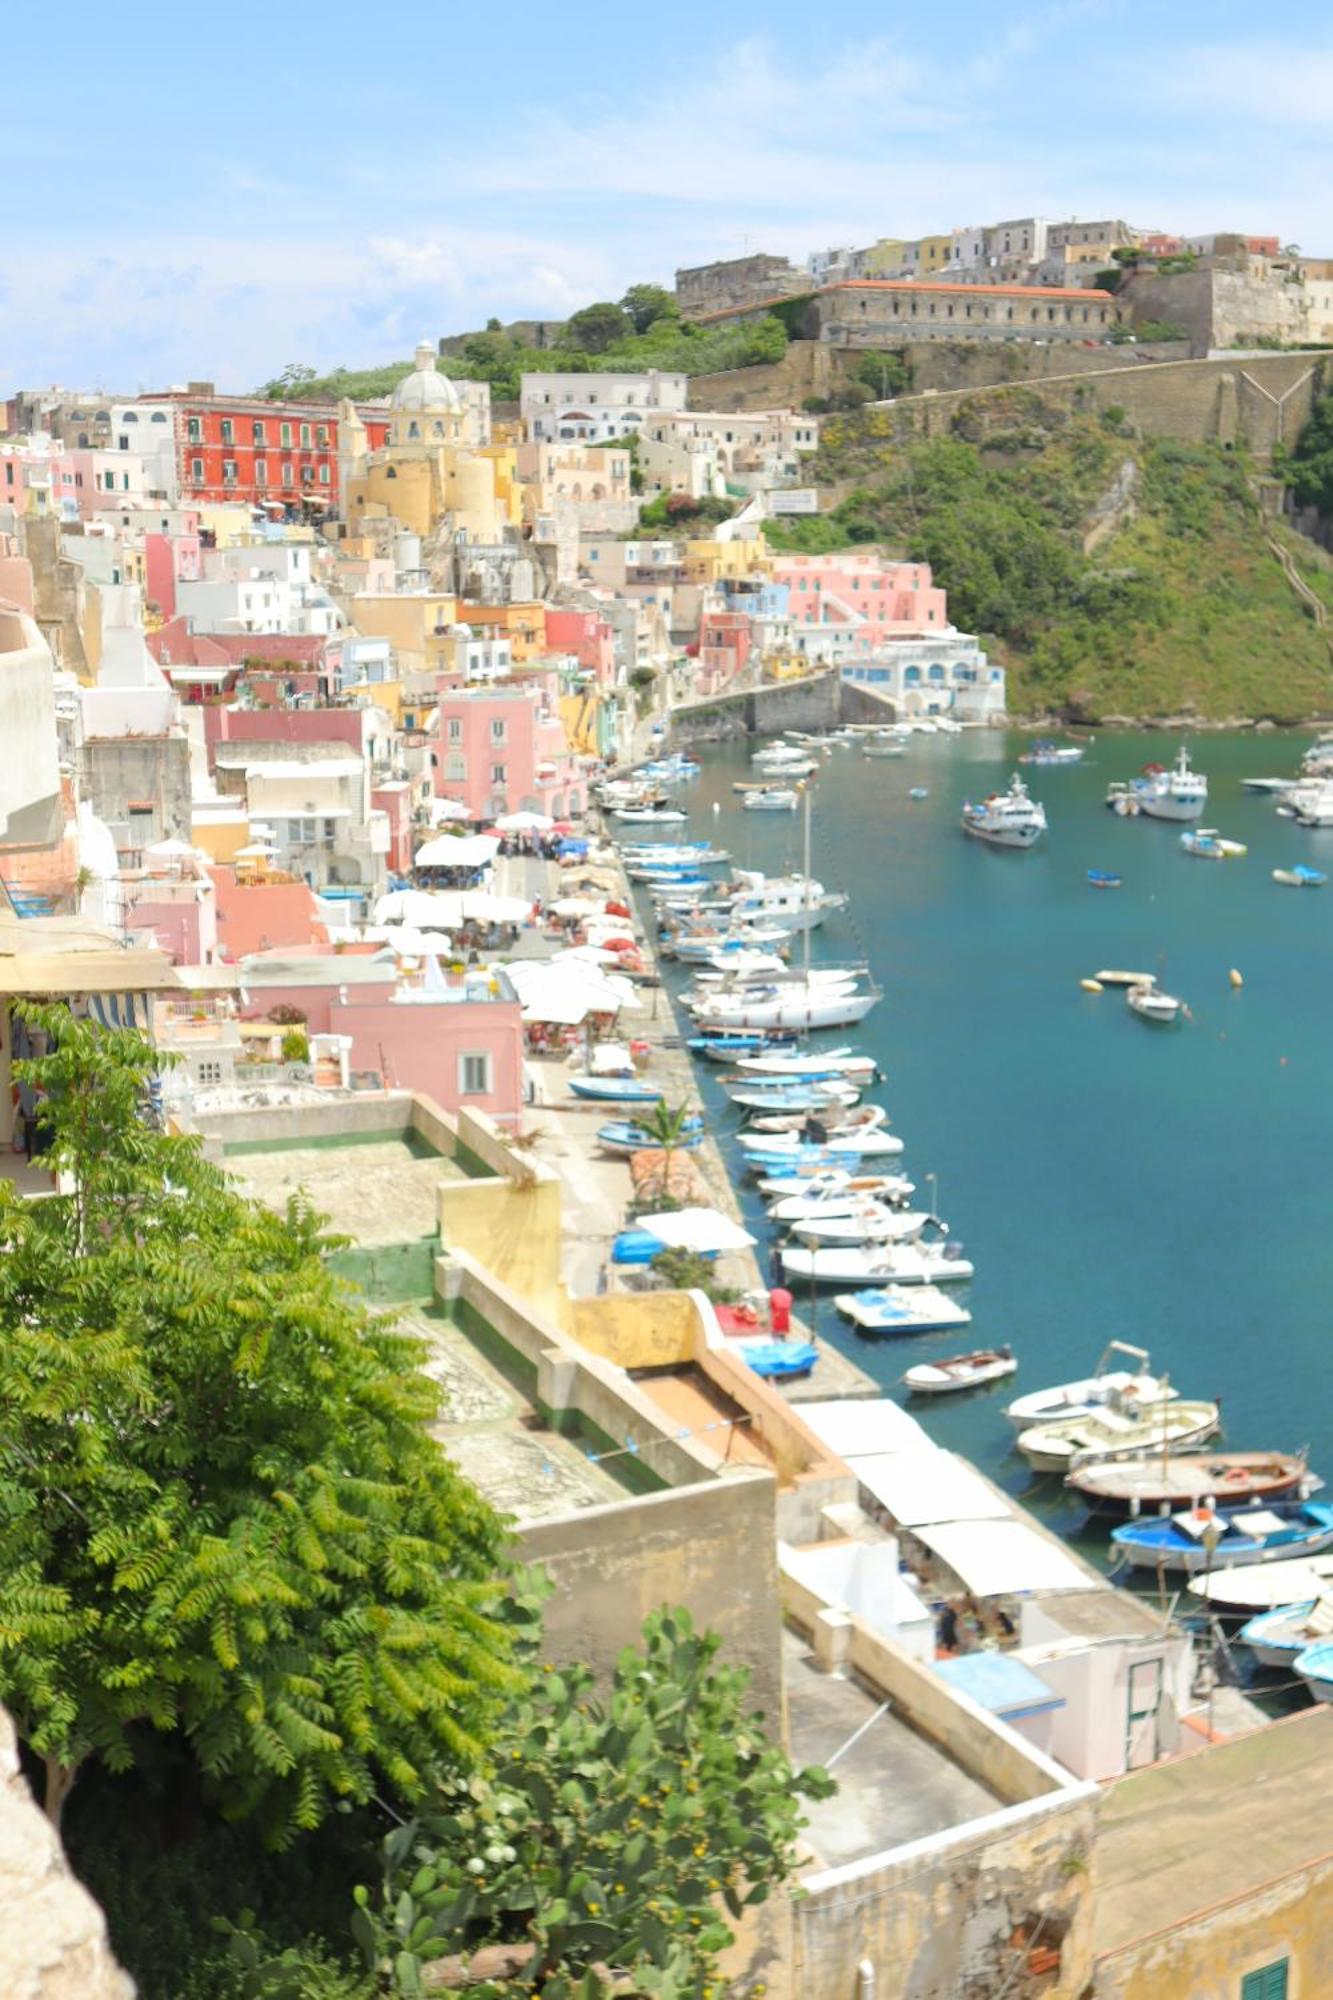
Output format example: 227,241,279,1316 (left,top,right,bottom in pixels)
657,731,1333,1548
